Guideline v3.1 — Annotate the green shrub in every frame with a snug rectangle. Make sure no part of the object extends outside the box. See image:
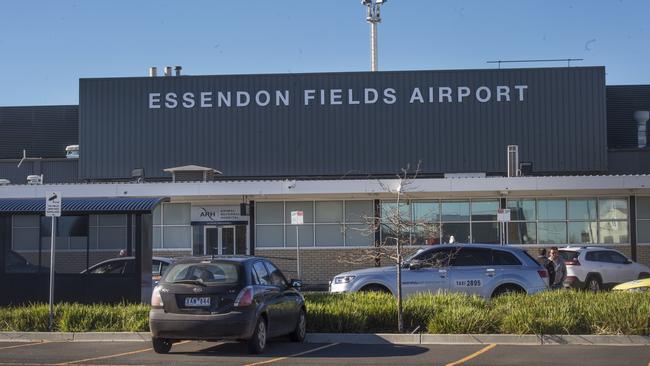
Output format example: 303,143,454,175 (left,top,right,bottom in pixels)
0,291,647,335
